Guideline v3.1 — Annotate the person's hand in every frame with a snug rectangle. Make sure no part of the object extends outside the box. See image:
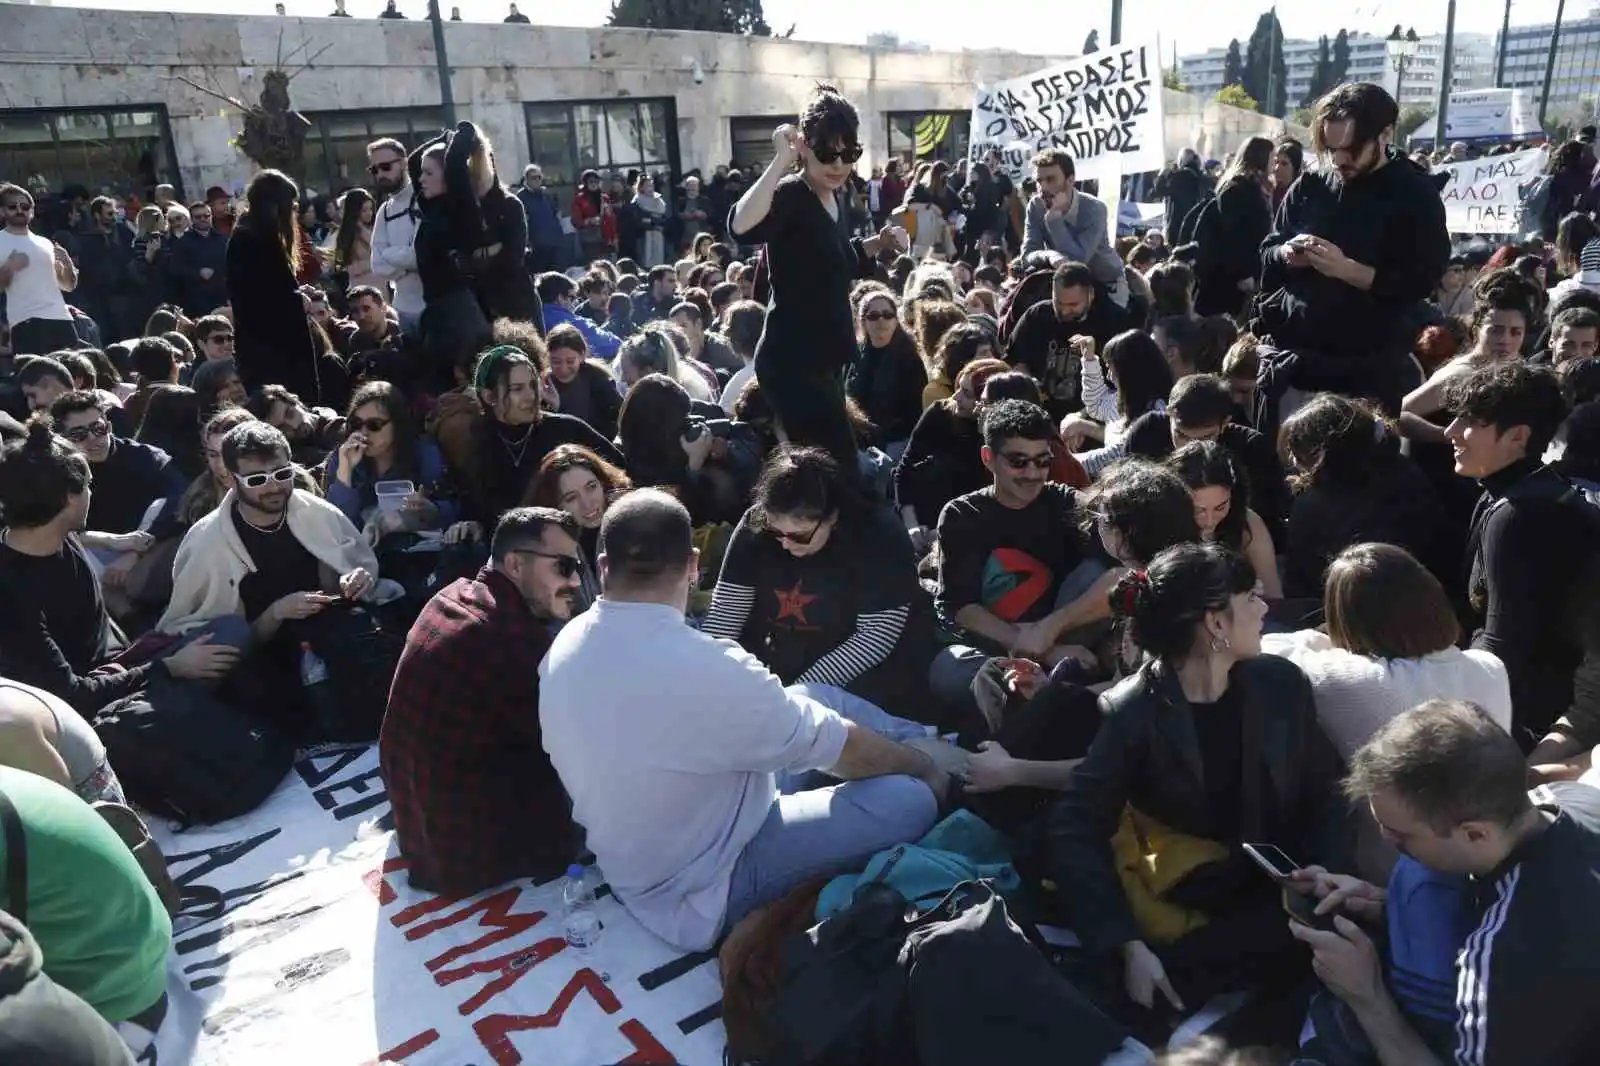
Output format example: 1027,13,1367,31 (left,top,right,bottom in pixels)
5,251,28,273
682,430,714,471
443,520,483,545
875,223,909,254
1289,915,1386,1009
962,741,1020,793
400,492,436,520
336,431,368,479
1058,412,1099,451
199,267,215,281
772,123,802,164
271,590,333,622
1045,194,1068,221
1123,940,1185,1012
1001,657,1045,700
1529,761,1589,784
106,531,155,554
1048,644,1099,671
101,551,140,589
163,635,241,681
340,567,374,600
708,436,730,461
1009,620,1055,660
1286,866,1386,921
1070,334,1097,360
1281,238,1312,269
1301,237,1353,280
540,373,560,411
145,239,161,262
